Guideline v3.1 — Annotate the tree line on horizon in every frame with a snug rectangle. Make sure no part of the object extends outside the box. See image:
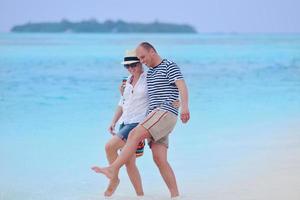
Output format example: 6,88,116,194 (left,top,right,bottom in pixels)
11,19,197,33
